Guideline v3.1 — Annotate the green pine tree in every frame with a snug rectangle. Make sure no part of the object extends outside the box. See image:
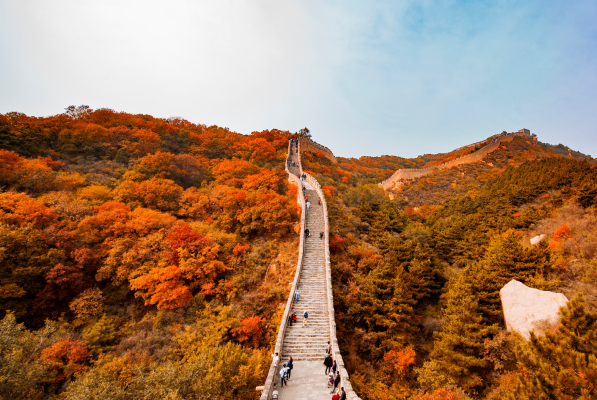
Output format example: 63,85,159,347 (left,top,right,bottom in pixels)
369,200,408,243
358,198,376,227
82,314,116,355
505,294,597,400
462,233,552,324
428,281,498,392
384,238,441,301
349,260,418,357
